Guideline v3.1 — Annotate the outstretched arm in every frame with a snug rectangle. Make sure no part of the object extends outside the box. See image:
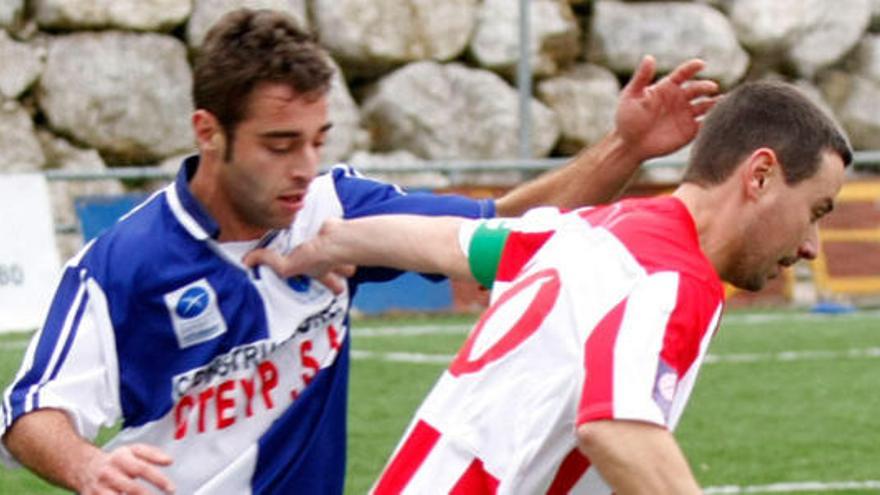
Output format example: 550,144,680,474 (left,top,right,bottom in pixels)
495,56,718,216
244,216,472,293
578,420,702,494
4,410,175,494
